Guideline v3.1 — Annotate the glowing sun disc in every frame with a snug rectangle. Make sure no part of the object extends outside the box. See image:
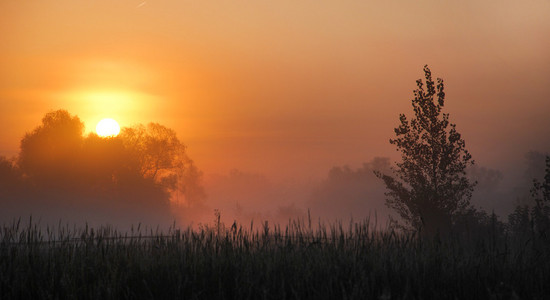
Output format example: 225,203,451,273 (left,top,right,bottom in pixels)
96,118,120,137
